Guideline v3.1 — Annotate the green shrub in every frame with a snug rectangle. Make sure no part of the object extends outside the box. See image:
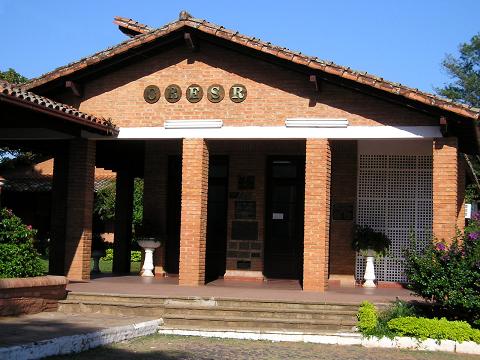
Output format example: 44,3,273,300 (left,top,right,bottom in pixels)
0,241,43,278
0,208,43,278
0,208,37,244
131,250,141,262
351,225,391,257
405,215,480,324
101,249,141,262
357,301,378,334
387,317,480,344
